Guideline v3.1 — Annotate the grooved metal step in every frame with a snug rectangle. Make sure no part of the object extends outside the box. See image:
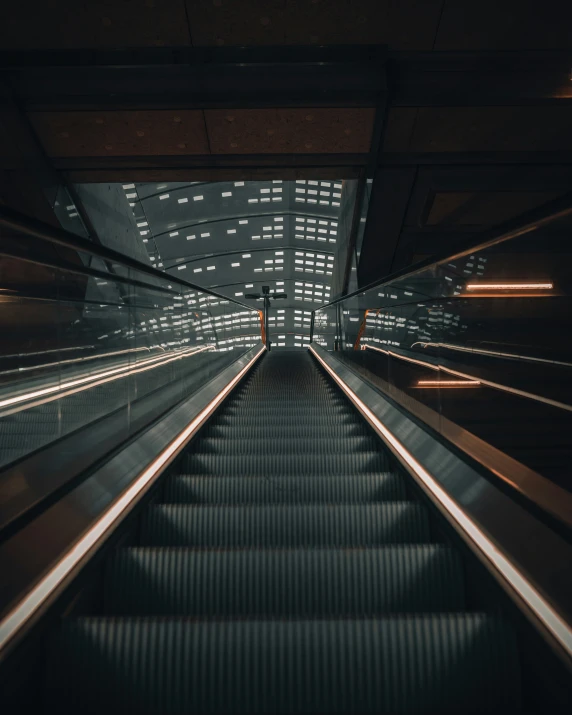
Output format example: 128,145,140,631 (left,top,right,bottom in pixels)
164,473,407,504
45,615,521,714
140,503,431,547
222,395,347,405
104,546,465,616
221,403,349,412
183,452,391,475
200,423,373,439
191,436,379,455
212,413,361,427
